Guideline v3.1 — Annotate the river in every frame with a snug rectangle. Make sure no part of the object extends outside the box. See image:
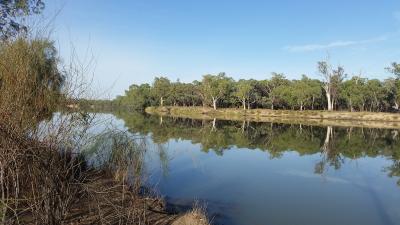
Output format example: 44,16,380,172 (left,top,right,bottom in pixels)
87,112,400,225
